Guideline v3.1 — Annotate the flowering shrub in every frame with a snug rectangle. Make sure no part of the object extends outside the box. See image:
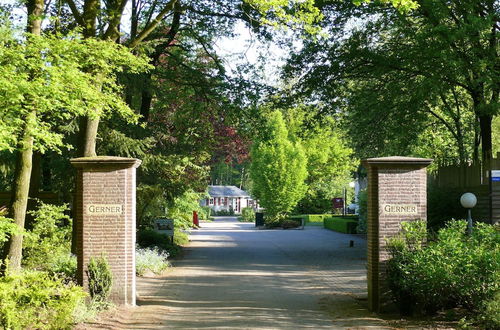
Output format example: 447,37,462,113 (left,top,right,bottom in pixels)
136,247,170,276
